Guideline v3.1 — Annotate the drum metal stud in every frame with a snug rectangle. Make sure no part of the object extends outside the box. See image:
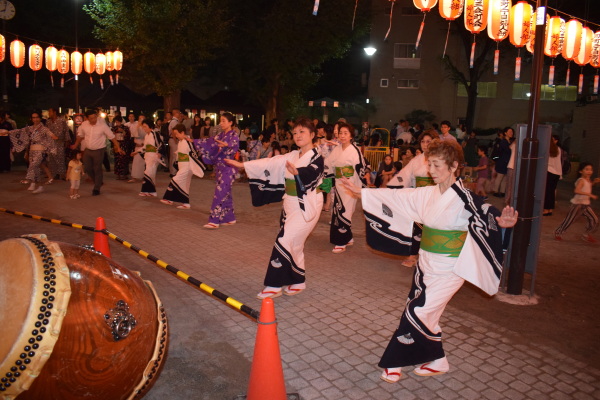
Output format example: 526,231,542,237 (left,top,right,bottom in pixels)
105,300,137,341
